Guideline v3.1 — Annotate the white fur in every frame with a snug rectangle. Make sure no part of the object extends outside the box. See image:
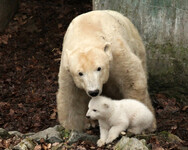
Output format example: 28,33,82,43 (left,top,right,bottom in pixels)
57,10,156,131
86,96,154,147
